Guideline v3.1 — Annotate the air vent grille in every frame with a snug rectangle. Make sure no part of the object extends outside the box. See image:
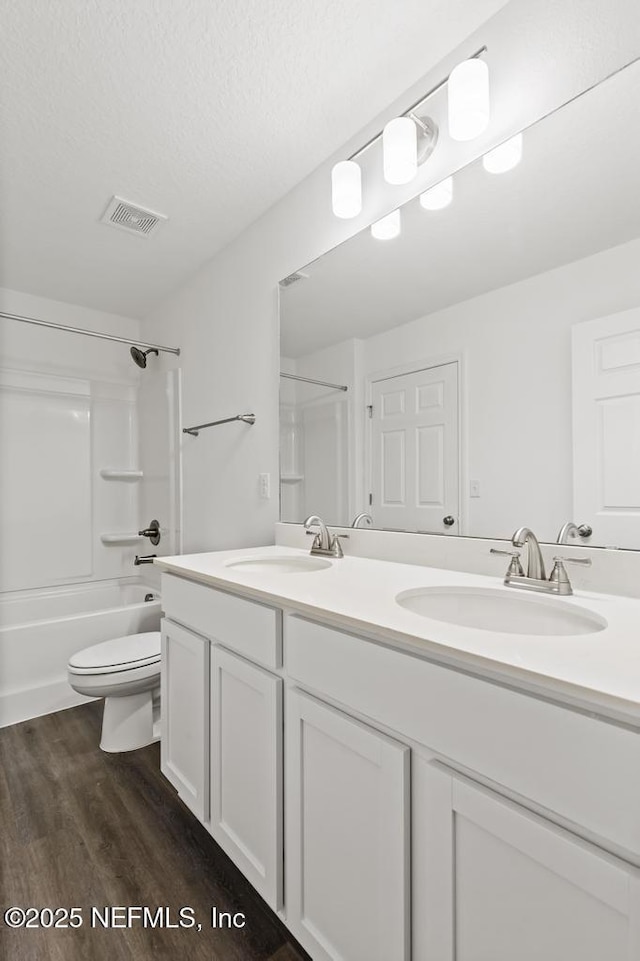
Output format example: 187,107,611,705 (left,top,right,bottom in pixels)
101,196,167,237
279,271,309,288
